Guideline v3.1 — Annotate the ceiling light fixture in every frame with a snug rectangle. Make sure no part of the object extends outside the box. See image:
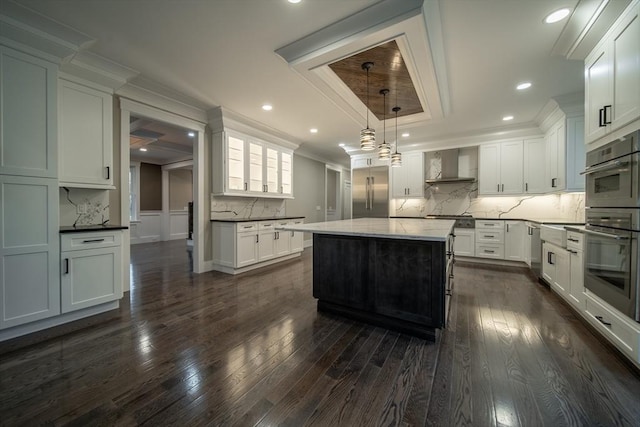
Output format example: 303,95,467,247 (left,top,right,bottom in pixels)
503,115,514,121
287,0,301,3
339,143,345,147
402,132,410,138
139,148,147,152
545,8,570,24
188,131,195,137
360,62,376,151
516,82,532,90
310,128,318,133
391,106,402,167
378,89,391,160
262,104,273,111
